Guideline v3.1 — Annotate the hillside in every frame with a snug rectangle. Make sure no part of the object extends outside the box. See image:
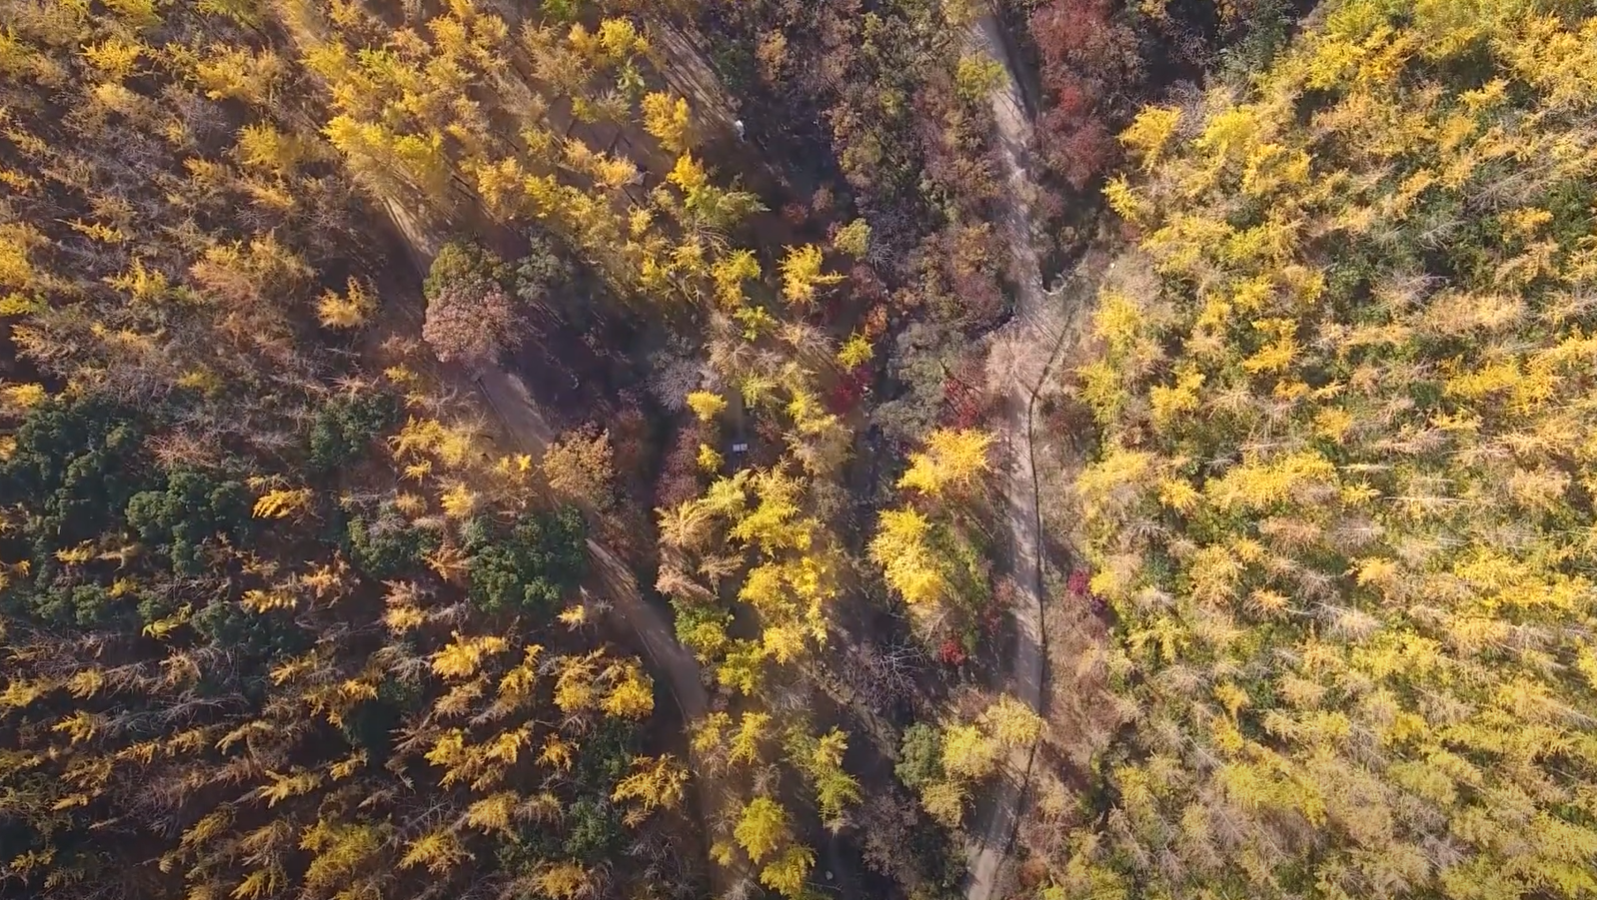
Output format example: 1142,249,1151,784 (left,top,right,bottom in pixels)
1058,2,1597,897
